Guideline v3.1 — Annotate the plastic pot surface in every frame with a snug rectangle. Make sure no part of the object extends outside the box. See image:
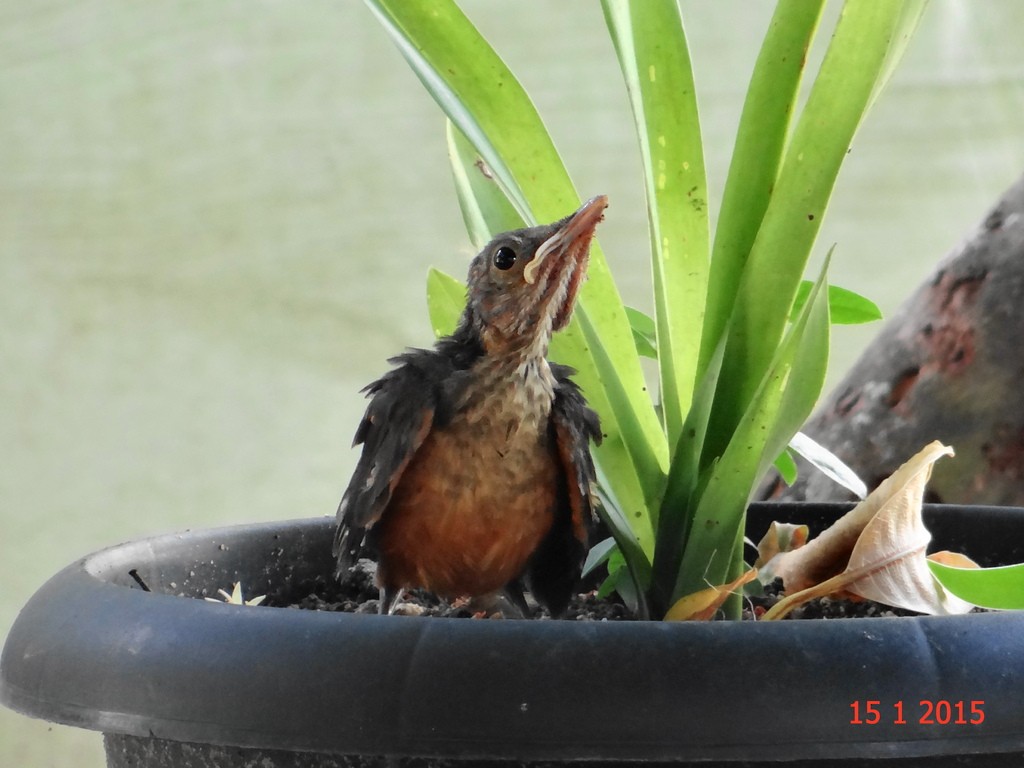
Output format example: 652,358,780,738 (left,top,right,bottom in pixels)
2,503,1024,766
